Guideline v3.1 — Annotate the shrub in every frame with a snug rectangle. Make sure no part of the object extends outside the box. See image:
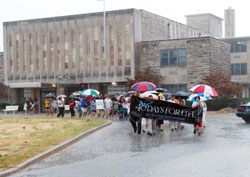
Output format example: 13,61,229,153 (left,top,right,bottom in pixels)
206,98,250,111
